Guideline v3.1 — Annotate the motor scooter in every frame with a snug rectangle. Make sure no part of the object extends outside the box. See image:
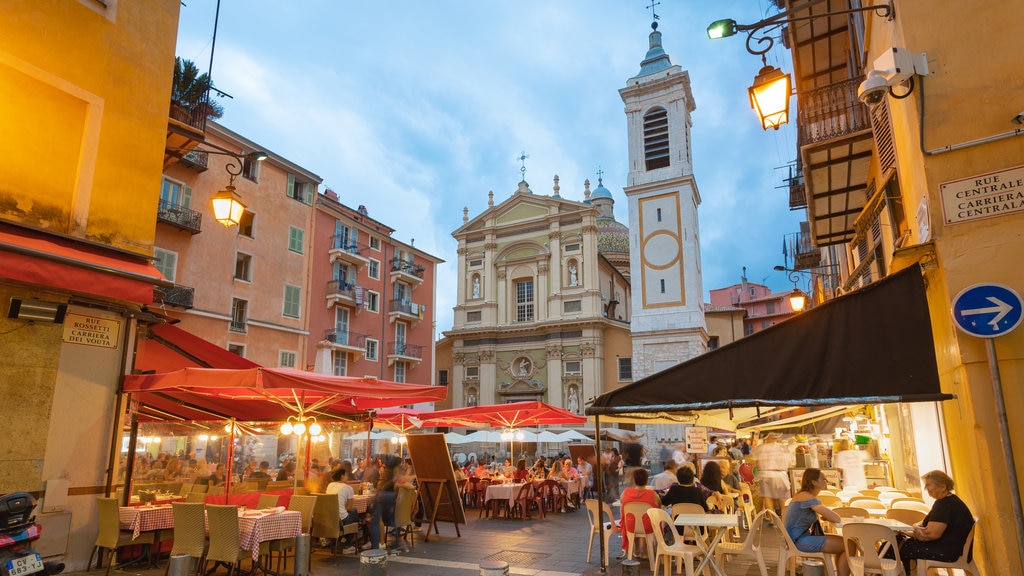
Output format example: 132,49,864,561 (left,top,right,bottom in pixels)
0,493,63,576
